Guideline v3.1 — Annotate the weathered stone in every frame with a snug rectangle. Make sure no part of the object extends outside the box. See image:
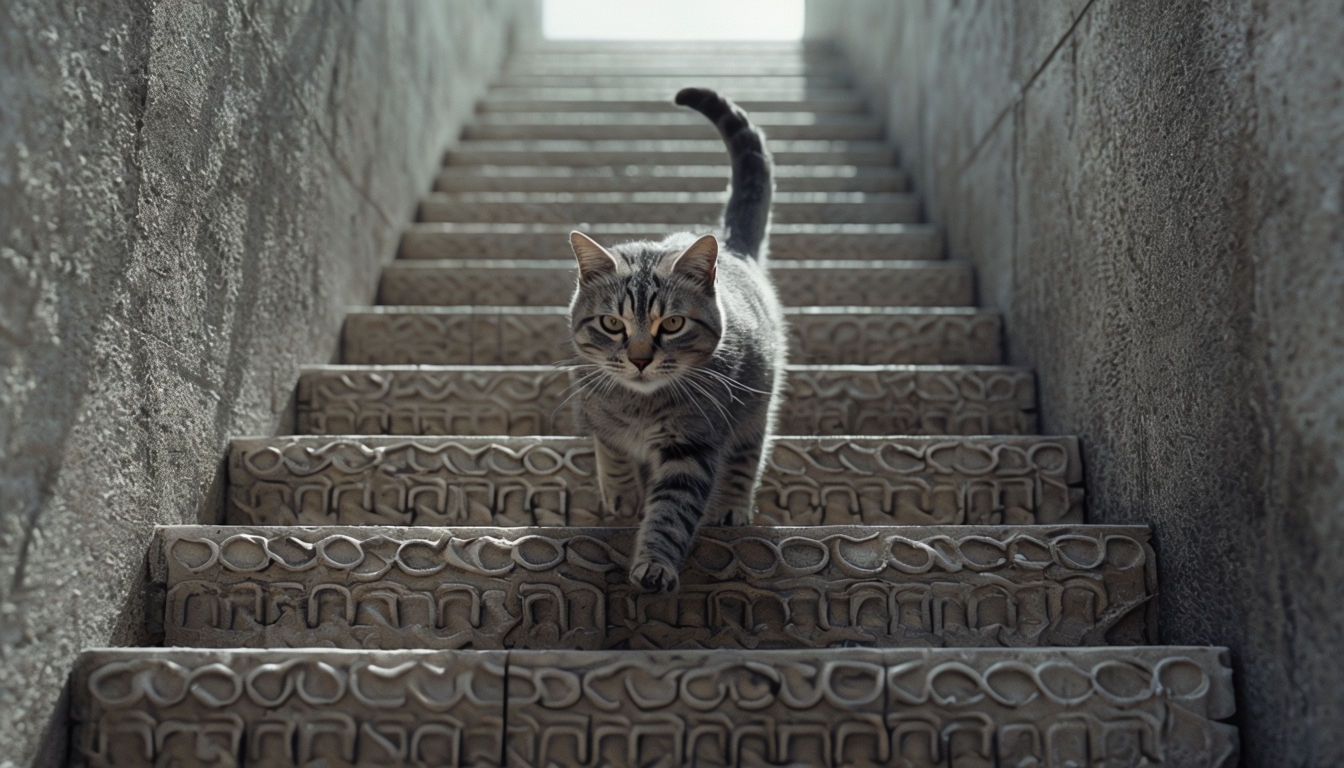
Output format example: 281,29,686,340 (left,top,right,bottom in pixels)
463,113,884,141
341,306,1000,366
444,138,895,166
68,648,508,767
294,364,1038,437
225,435,1083,527
417,191,921,225
378,259,974,307
399,222,939,260
68,646,1237,768
496,73,850,90
434,164,910,194
151,524,1154,650
477,94,868,113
